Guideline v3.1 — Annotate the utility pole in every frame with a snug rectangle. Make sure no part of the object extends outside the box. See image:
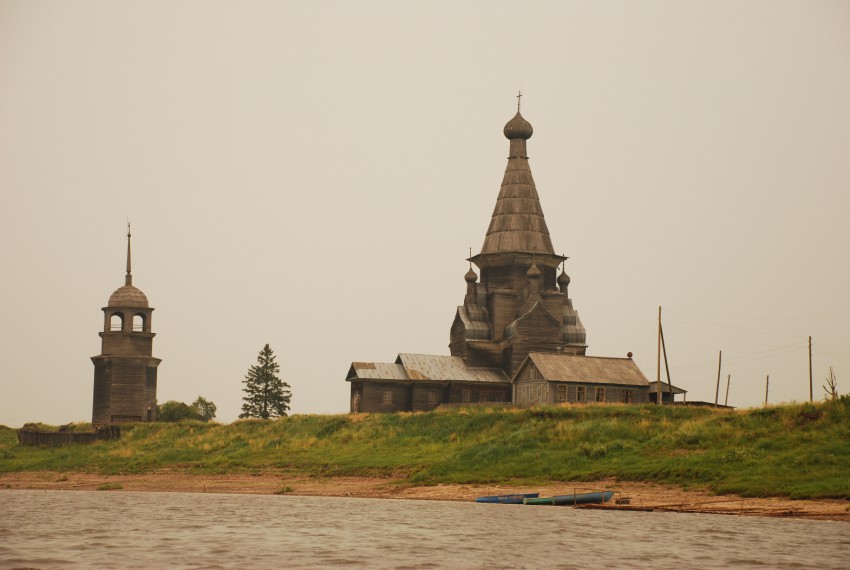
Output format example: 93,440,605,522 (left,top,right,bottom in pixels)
724,374,730,407
656,306,662,405
714,351,722,406
765,374,770,407
660,322,673,404
808,336,813,402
